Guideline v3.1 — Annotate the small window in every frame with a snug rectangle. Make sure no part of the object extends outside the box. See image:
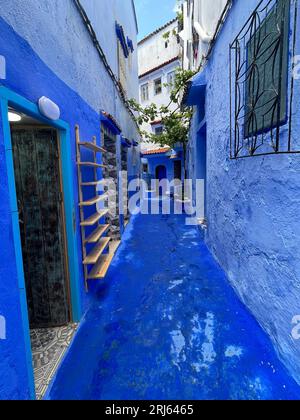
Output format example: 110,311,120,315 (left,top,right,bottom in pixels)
141,83,149,102
132,147,137,167
154,126,163,136
154,78,162,95
167,71,176,92
174,160,182,180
